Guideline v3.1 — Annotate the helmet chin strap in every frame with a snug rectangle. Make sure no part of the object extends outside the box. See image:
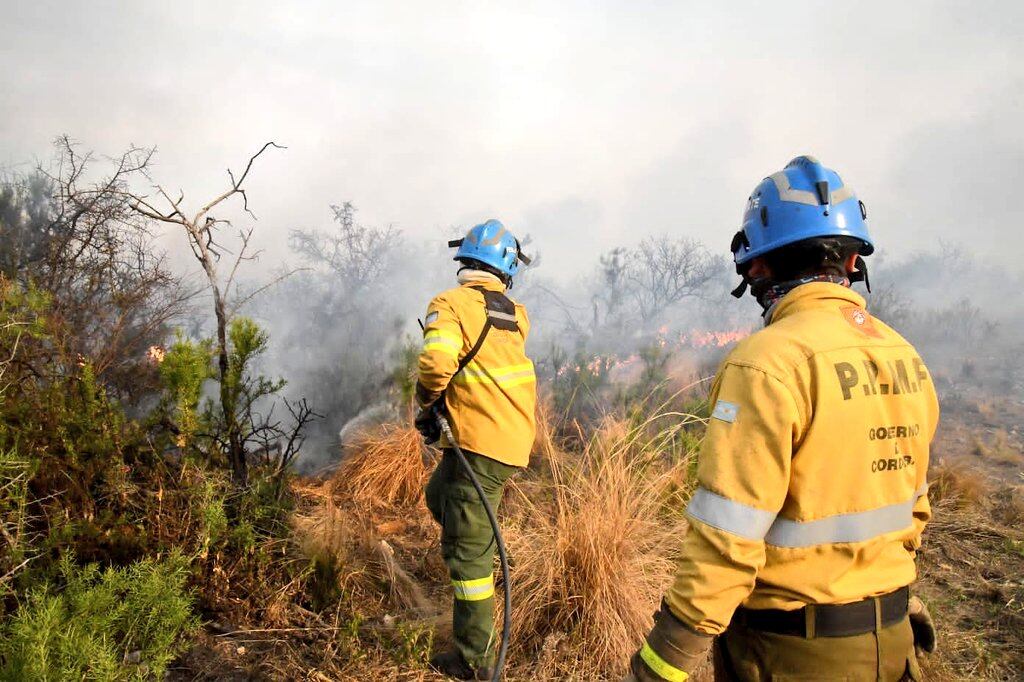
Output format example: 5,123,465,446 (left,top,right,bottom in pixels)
732,253,872,305
731,275,775,305
729,271,775,311
849,255,871,292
